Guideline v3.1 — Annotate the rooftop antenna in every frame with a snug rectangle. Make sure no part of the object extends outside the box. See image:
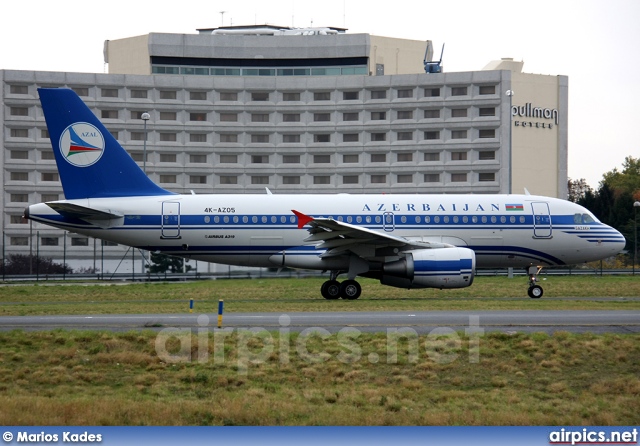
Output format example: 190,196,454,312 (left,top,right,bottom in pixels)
424,40,445,74
219,11,226,27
